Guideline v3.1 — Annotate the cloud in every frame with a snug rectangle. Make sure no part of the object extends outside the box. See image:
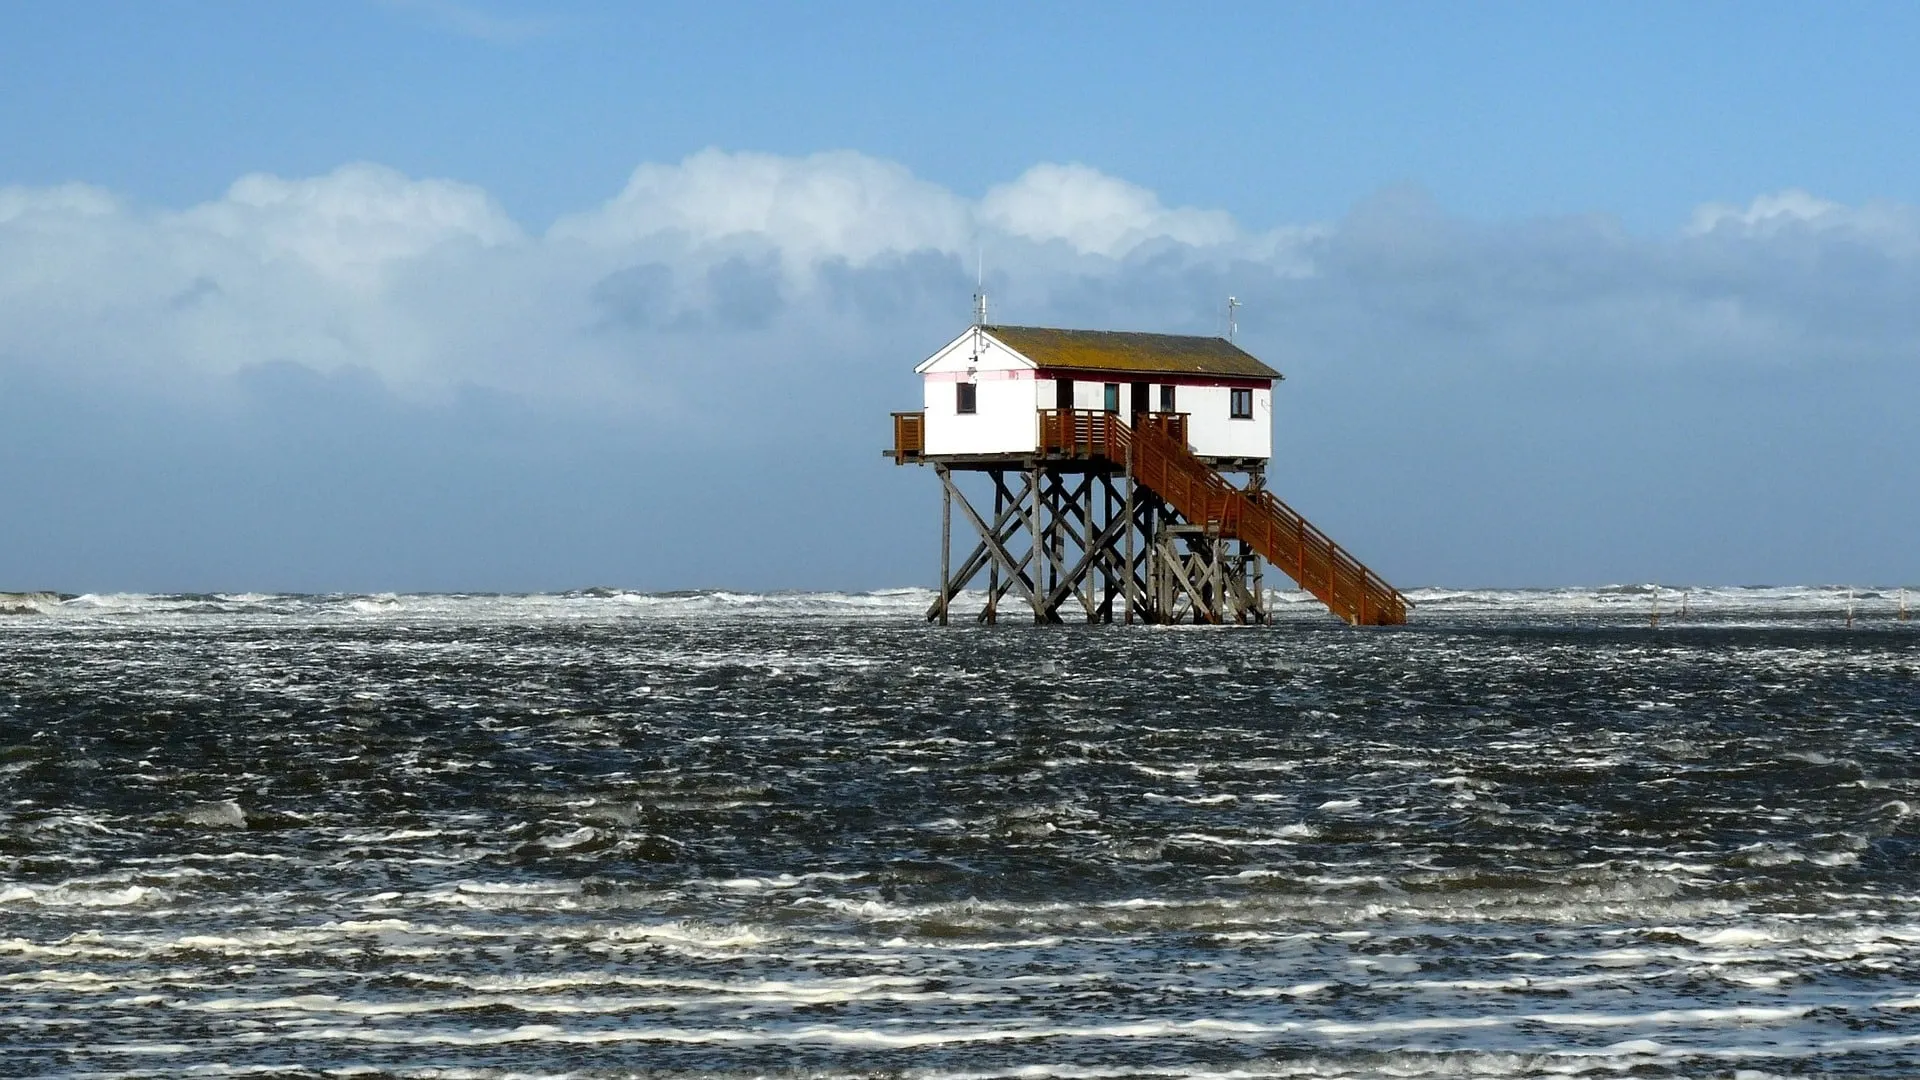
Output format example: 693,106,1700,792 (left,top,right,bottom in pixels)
1687,188,1843,234
3,151,1915,403
0,182,118,224
1,150,1917,588
181,165,521,284
0,164,543,398
551,149,972,268
980,163,1239,257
